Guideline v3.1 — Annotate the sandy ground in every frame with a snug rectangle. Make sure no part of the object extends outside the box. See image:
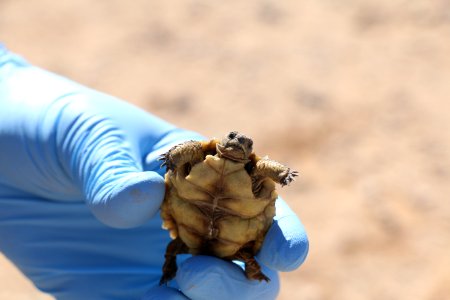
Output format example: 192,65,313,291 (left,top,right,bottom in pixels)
1,1,450,299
